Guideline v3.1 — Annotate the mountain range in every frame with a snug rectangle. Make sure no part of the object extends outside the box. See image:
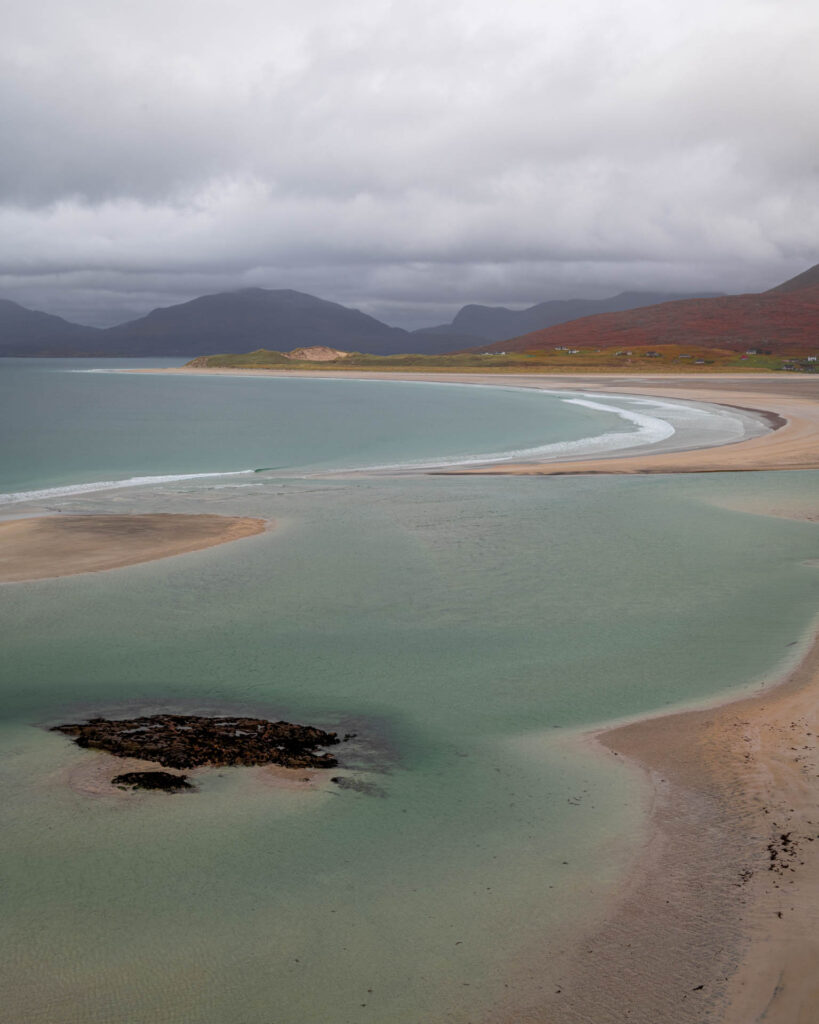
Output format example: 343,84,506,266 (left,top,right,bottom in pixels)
0,285,727,358
475,265,819,356
424,290,720,343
